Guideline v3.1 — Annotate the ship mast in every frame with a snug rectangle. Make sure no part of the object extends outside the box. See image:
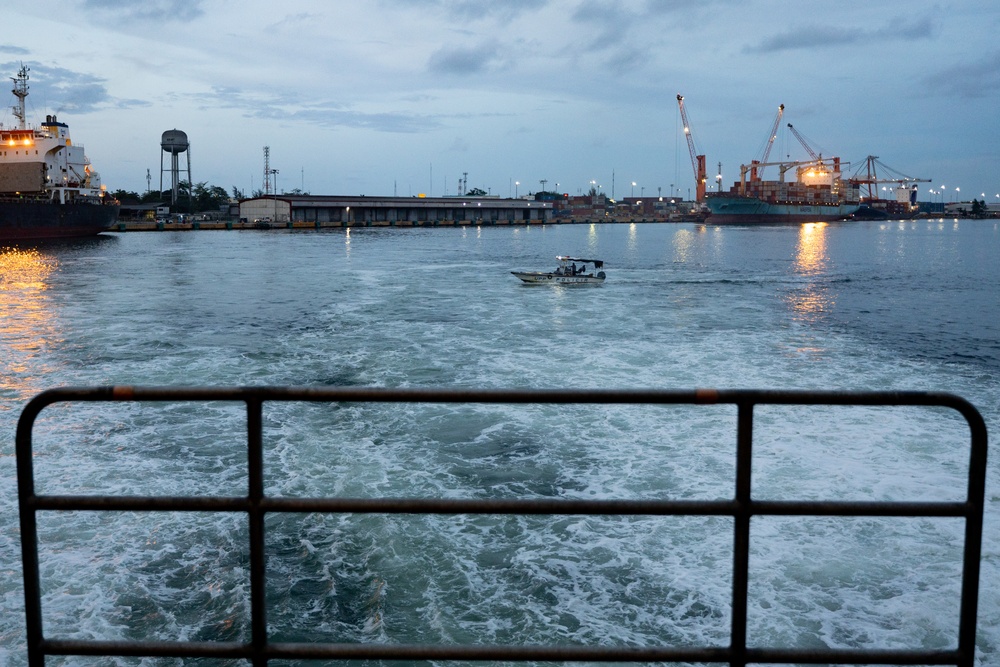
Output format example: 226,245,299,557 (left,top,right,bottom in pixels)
11,63,29,130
